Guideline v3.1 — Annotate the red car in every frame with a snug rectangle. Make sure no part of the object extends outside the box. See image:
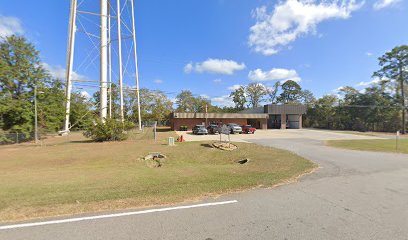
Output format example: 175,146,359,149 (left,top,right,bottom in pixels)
241,125,256,134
